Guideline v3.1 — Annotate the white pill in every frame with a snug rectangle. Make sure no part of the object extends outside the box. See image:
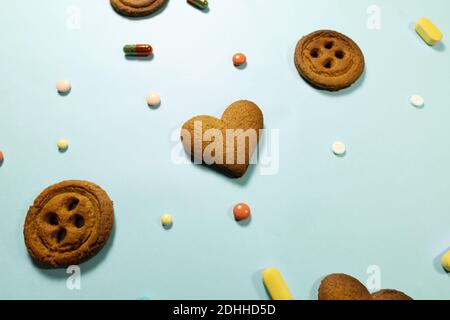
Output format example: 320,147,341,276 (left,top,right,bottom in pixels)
332,141,346,156
56,80,71,94
410,95,424,108
146,92,161,107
